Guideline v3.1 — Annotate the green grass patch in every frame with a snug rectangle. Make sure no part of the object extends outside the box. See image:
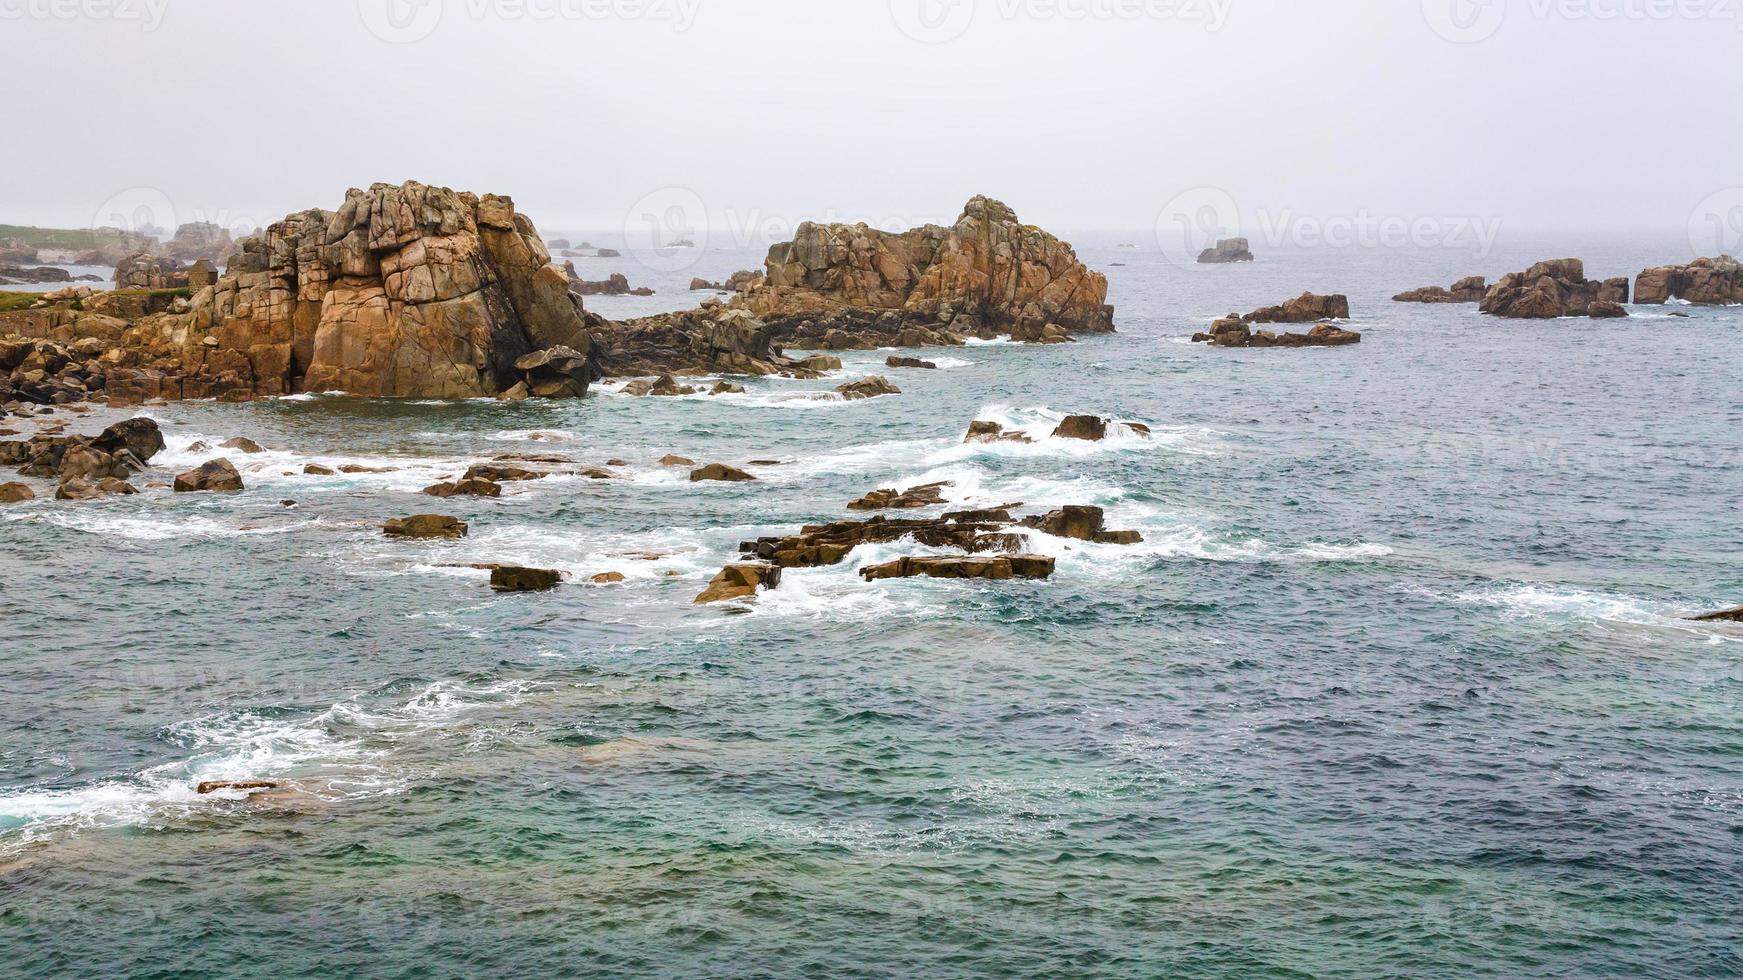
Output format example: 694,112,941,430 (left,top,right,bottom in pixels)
0,224,149,250
0,291,47,313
